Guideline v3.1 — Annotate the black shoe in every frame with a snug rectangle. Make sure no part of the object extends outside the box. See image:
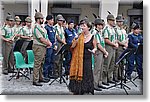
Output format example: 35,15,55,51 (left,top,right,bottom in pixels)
94,87,102,91
3,70,8,75
122,78,128,82
139,75,143,80
102,82,110,86
113,79,120,83
98,85,107,89
39,79,50,83
33,82,43,86
108,80,116,84
48,75,57,79
126,75,131,80
44,77,50,81
8,69,14,73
